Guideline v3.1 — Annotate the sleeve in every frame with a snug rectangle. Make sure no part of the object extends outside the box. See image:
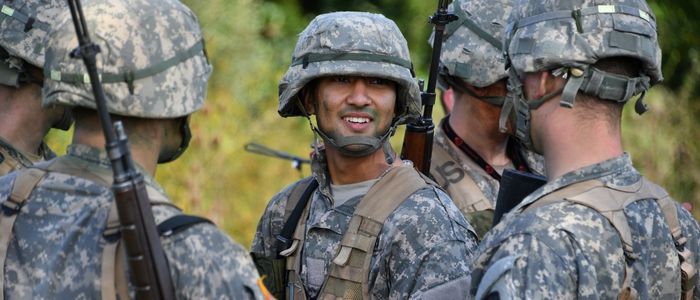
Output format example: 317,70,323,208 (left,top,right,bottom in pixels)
472,232,581,300
372,187,478,299
164,223,264,300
